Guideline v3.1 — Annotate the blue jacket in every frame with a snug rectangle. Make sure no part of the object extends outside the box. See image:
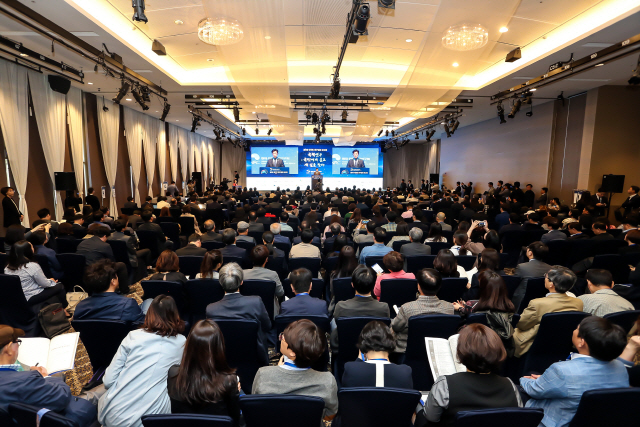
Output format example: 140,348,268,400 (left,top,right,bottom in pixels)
521,355,629,427
73,292,145,324
495,212,510,230
35,245,63,280
0,370,97,427
280,294,328,317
